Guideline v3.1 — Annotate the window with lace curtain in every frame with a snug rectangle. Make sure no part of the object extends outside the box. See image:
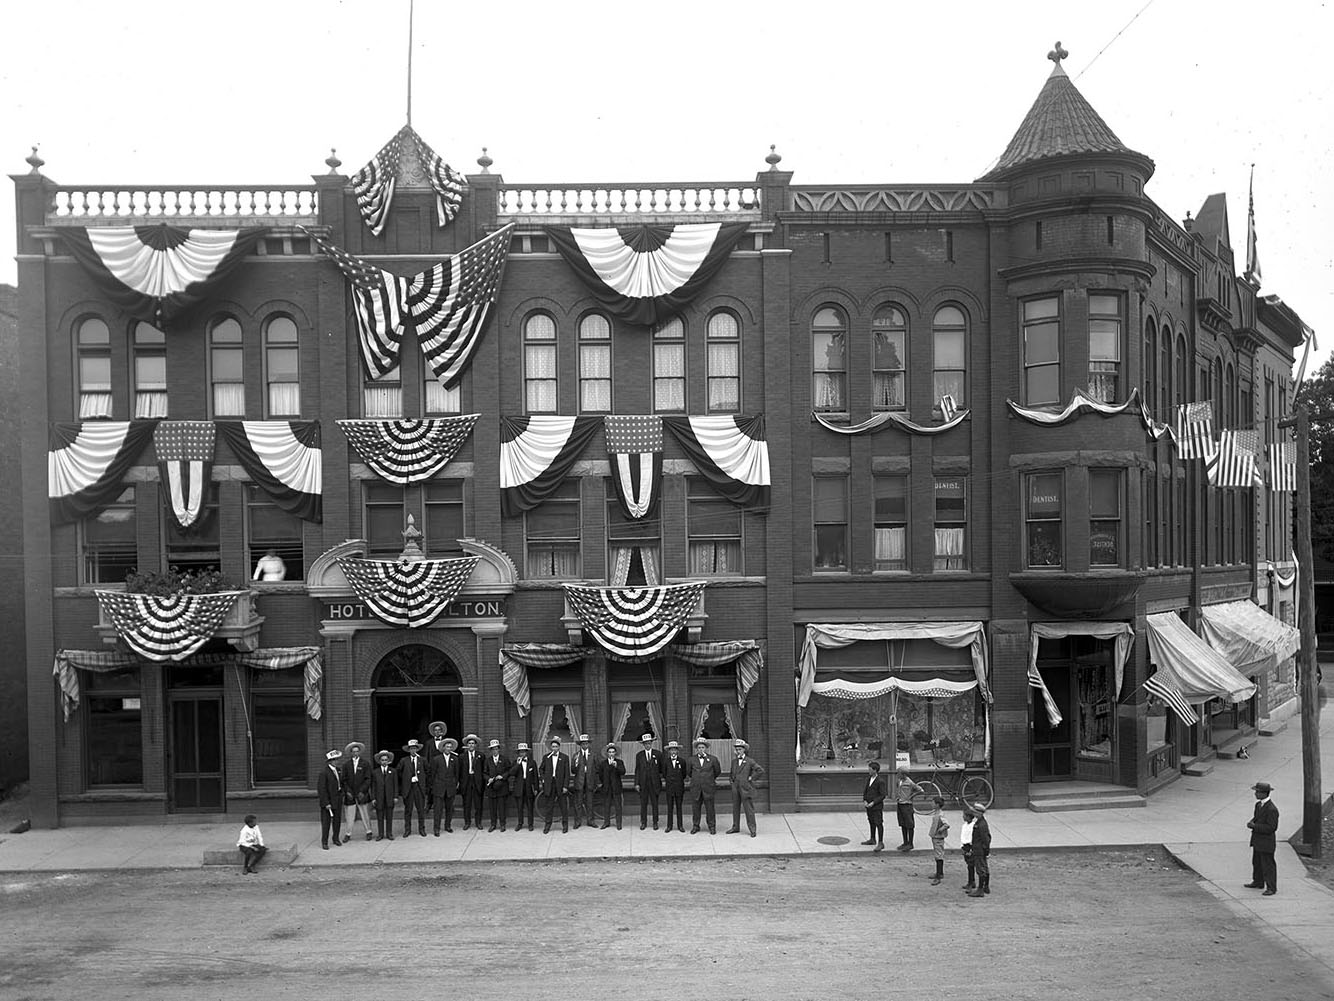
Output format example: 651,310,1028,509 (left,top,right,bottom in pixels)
933,306,967,408
872,306,906,410
76,316,113,418
652,317,685,412
873,475,908,571
814,475,848,571
933,477,967,571
606,485,660,585
363,363,402,418
132,321,168,418
263,315,300,417
210,317,245,417
525,312,558,413
1087,293,1121,404
579,313,612,412
423,377,460,416
81,486,136,584
812,307,846,412
526,479,581,578
687,477,741,575
706,310,740,412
